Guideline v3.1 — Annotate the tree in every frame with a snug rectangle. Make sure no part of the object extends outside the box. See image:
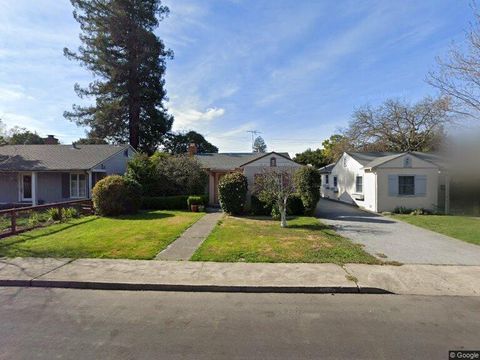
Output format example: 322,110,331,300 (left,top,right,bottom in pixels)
254,168,297,227
218,172,248,215
253,136,267,153
64,0,174,154
8,127,45,145
293,148,327,168
163,130,218,154
427,4,480,119
345,97,451,152
321,134,351,163
294,166,321,215
74,137,108,145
